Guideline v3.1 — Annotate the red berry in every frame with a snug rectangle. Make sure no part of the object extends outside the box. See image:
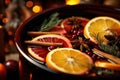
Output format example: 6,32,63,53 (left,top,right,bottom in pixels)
73,30,77,34
48,46,55,51
72,34,76,39
4,60,19,80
